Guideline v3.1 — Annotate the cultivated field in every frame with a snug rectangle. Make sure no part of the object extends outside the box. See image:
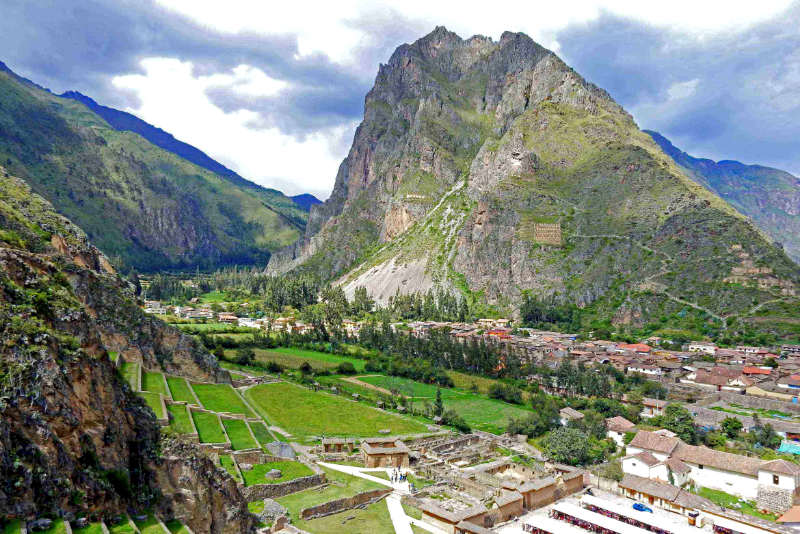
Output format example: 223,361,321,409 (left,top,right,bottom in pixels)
242,461,313,486
190,383,255,417
167,404,194,435
72,523,104,534
243,382,428,439
219,454,242,483
222,418,258,450
142,371,168,396
107,518,136,534
190,410,226,443
249,421,273,446
357,375,531,434
137,391,165,419
233,347,367,372
166,377,196,403
133,514,167,534
120,362,139,390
